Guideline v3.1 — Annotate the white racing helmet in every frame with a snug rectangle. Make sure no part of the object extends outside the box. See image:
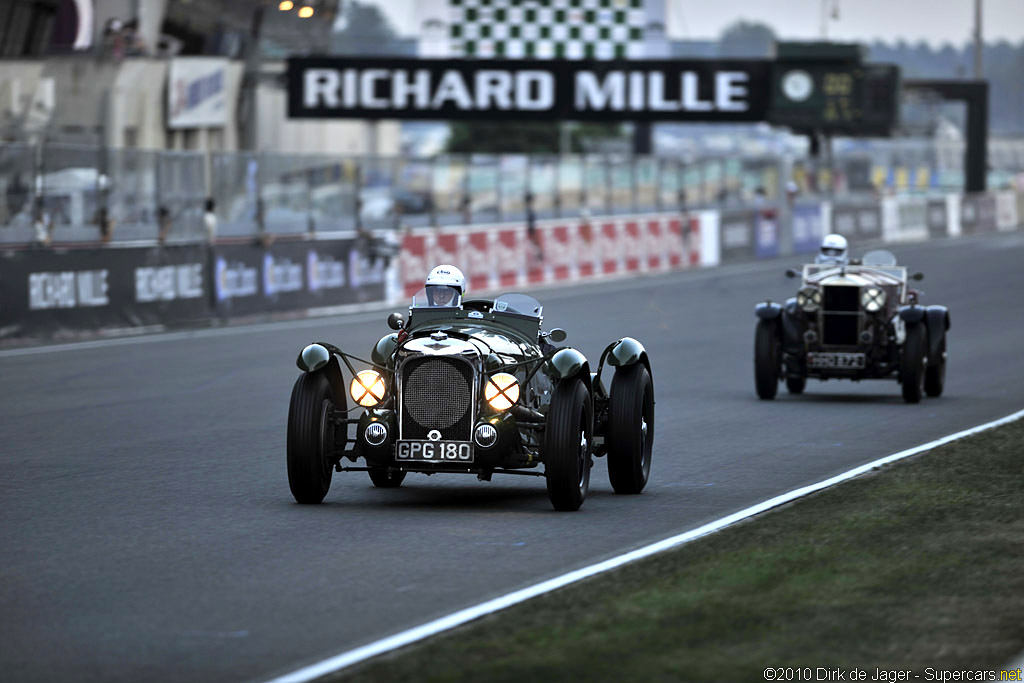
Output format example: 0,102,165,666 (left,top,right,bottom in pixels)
816,233,849,265
424,264,466,307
